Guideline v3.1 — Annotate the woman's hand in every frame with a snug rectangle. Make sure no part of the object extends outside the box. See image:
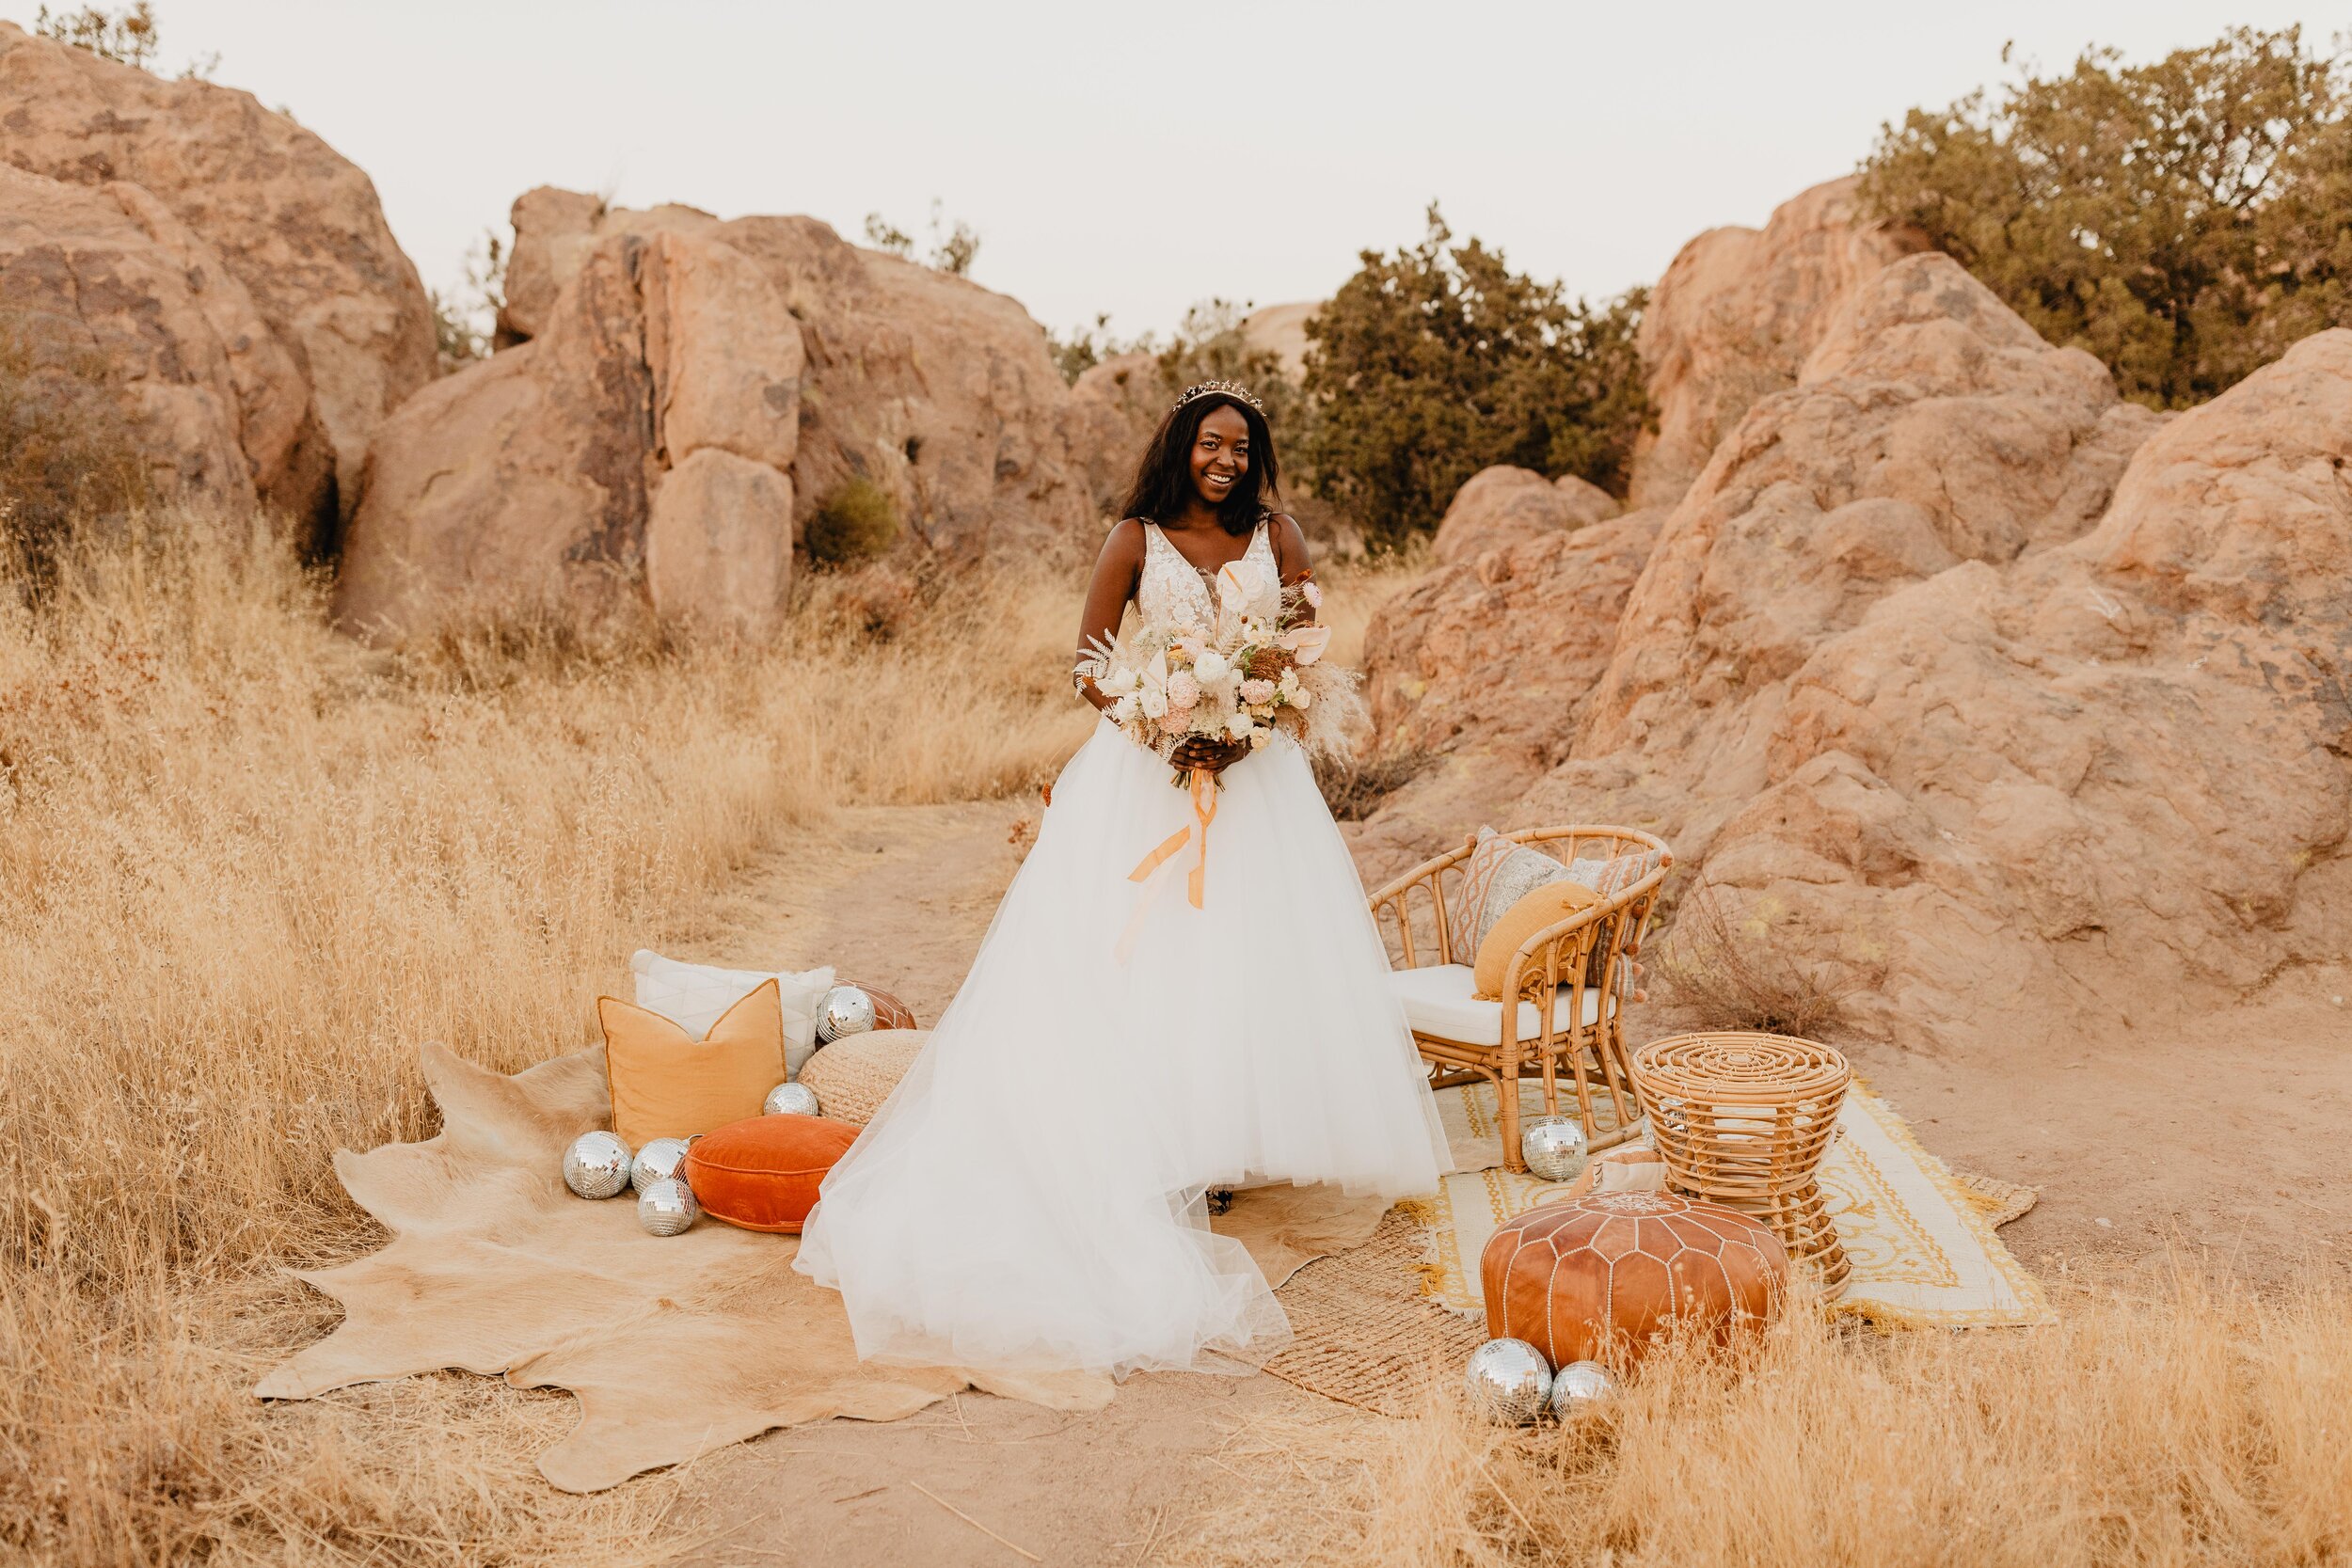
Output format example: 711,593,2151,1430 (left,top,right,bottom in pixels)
1169,736,1249,774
